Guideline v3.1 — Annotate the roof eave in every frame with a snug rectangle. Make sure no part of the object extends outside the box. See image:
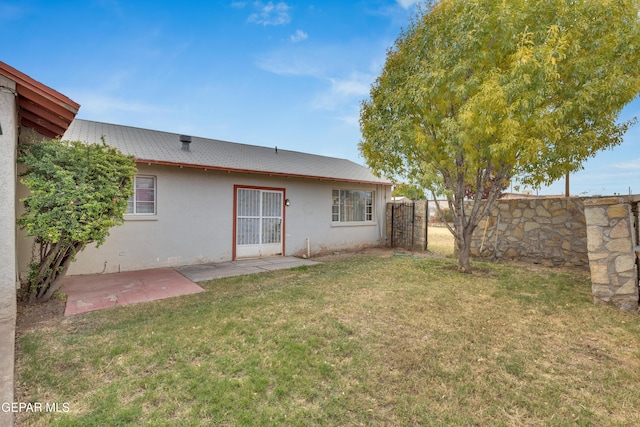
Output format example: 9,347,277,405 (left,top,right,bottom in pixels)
0,61,80,138
136,158,392,186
